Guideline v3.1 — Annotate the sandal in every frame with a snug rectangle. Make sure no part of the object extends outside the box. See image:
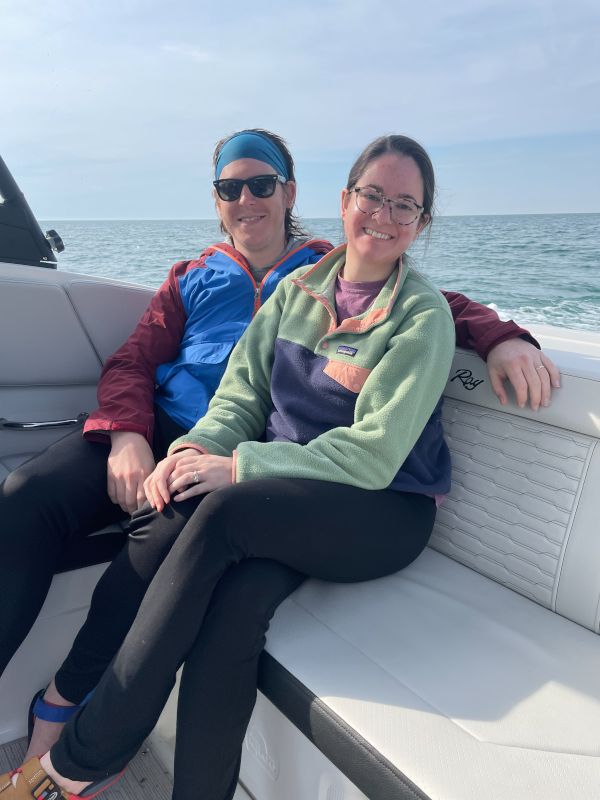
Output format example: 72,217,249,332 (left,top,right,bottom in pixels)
0,757,123,800
28,690,94,744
